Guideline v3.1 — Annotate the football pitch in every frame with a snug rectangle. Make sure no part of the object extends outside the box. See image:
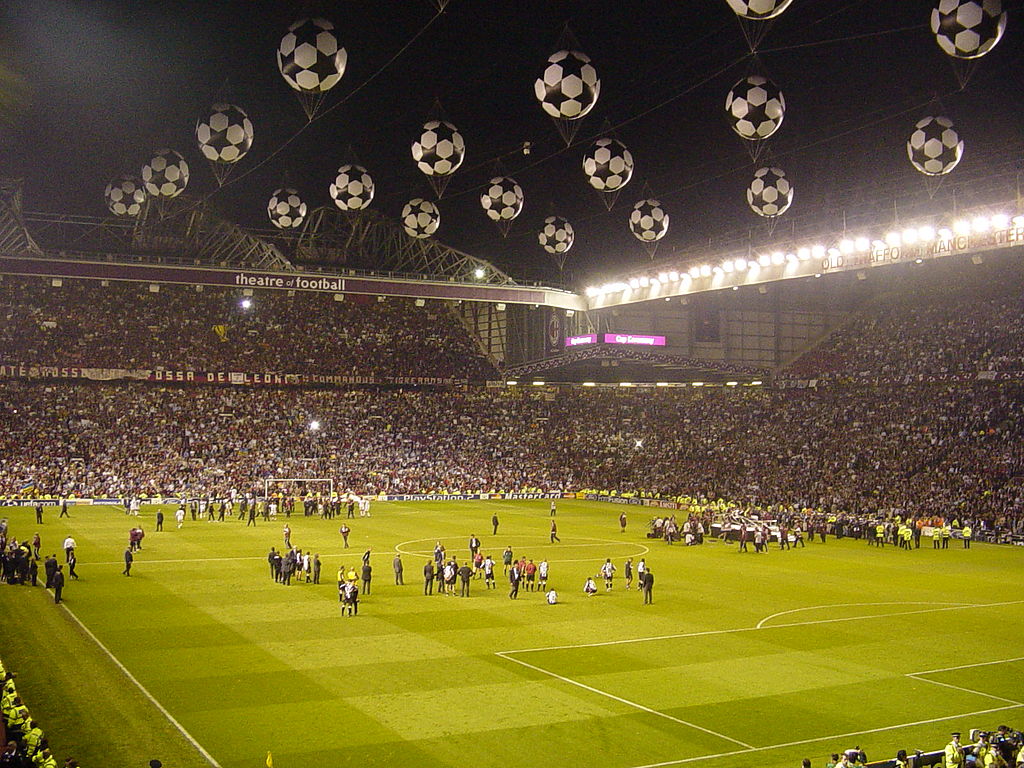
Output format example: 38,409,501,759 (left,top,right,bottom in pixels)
1,500,1022,768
